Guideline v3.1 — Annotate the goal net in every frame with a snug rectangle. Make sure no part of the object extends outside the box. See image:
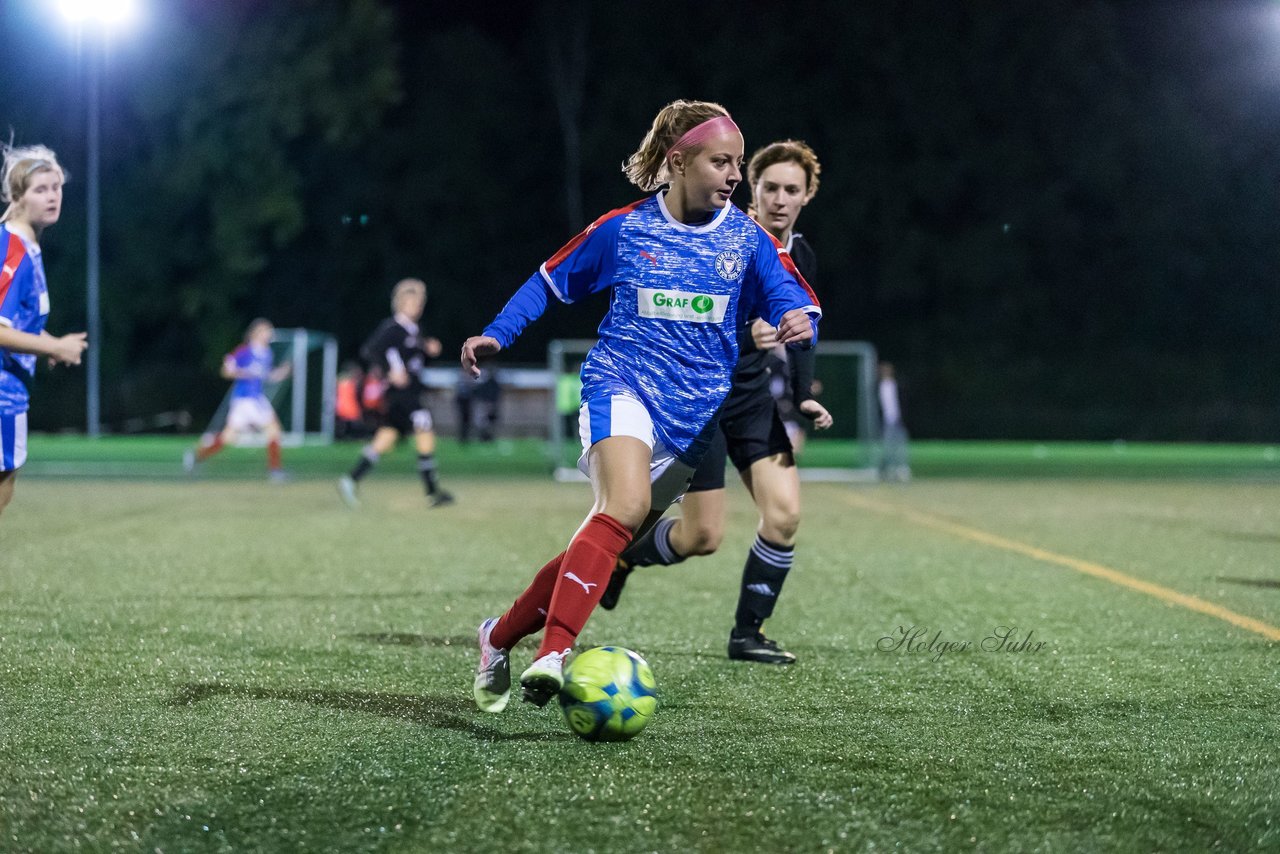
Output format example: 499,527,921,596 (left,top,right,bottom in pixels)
201,328,339,447
547,339,879,482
